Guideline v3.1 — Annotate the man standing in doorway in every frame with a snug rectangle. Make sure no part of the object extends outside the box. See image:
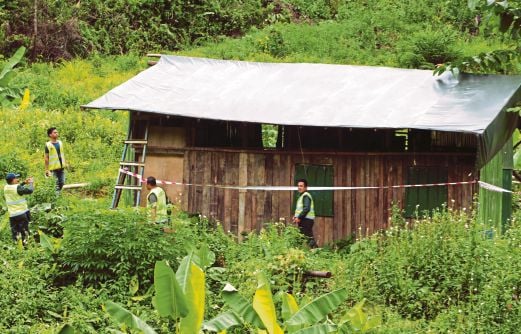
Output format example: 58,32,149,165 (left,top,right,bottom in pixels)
3,173,34,244
146,176,168,224
293,178,318,248
44,127,66,191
